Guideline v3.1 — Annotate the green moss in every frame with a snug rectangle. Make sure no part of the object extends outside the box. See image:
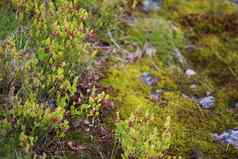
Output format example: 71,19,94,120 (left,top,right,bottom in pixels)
161,0,238,19
159,0,238,85
183,33,238,85
0,9,18,40
103,58,177,117
103,56,238,158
